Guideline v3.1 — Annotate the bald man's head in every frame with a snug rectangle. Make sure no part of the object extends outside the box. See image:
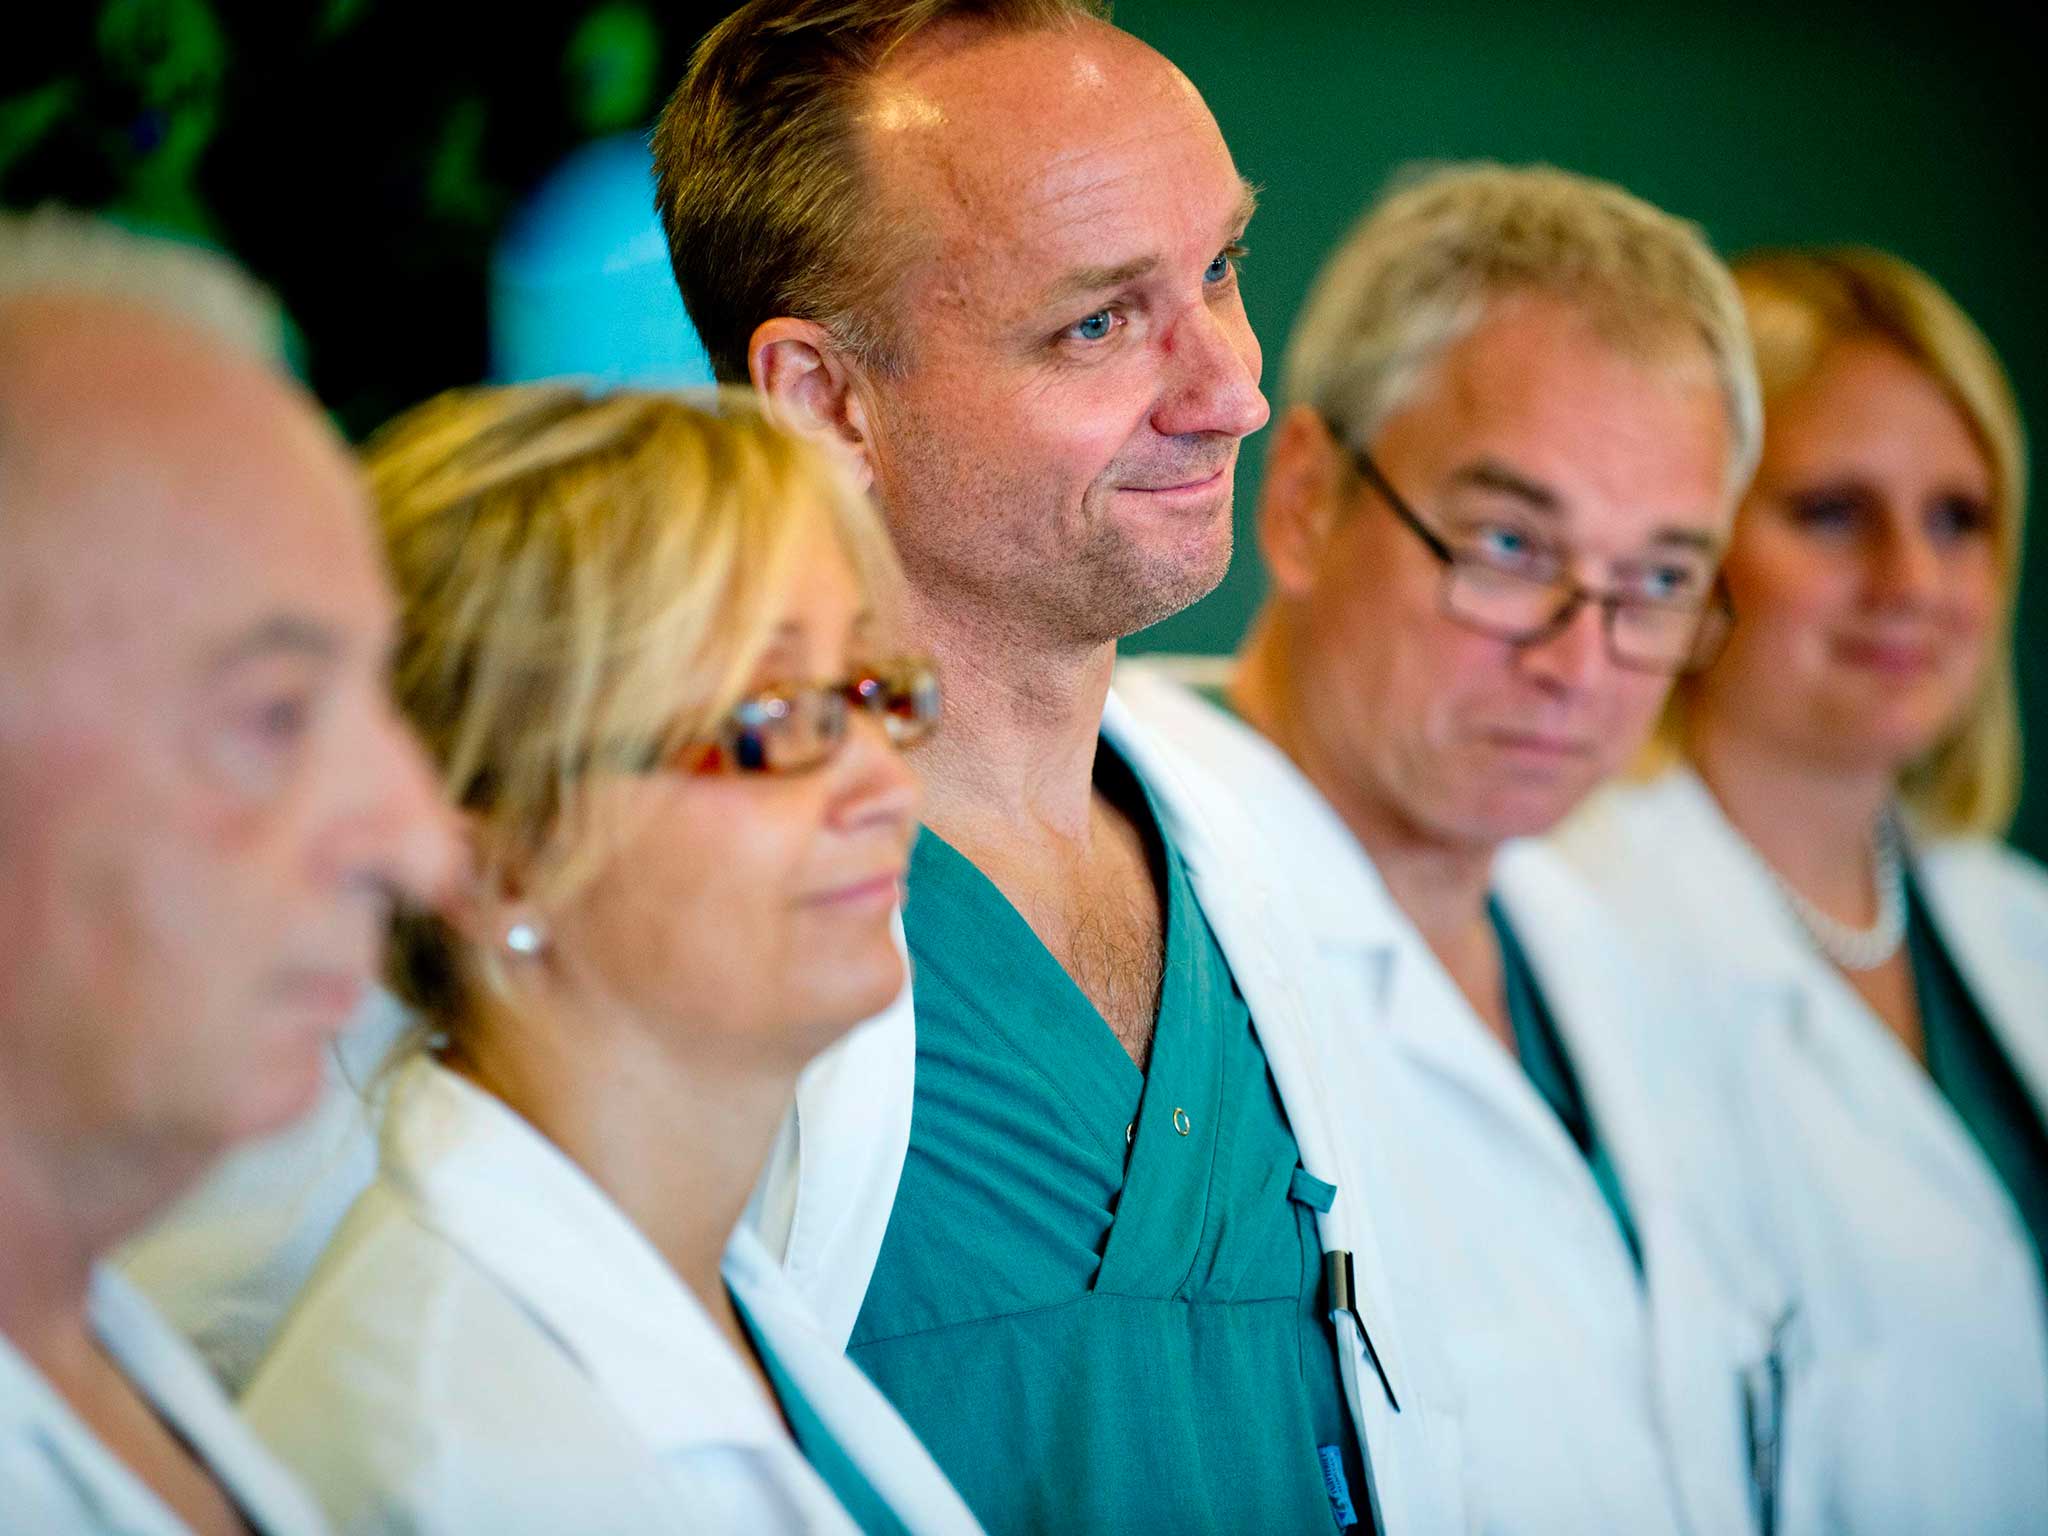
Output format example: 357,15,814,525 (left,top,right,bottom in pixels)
0,295,452,1218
